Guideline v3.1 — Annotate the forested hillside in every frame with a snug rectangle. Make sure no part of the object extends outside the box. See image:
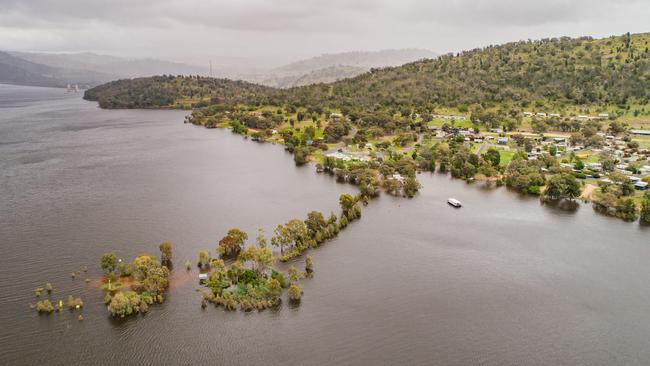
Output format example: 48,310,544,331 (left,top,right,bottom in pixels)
83,75,273,109
272,32,650,111
86,33,650,113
